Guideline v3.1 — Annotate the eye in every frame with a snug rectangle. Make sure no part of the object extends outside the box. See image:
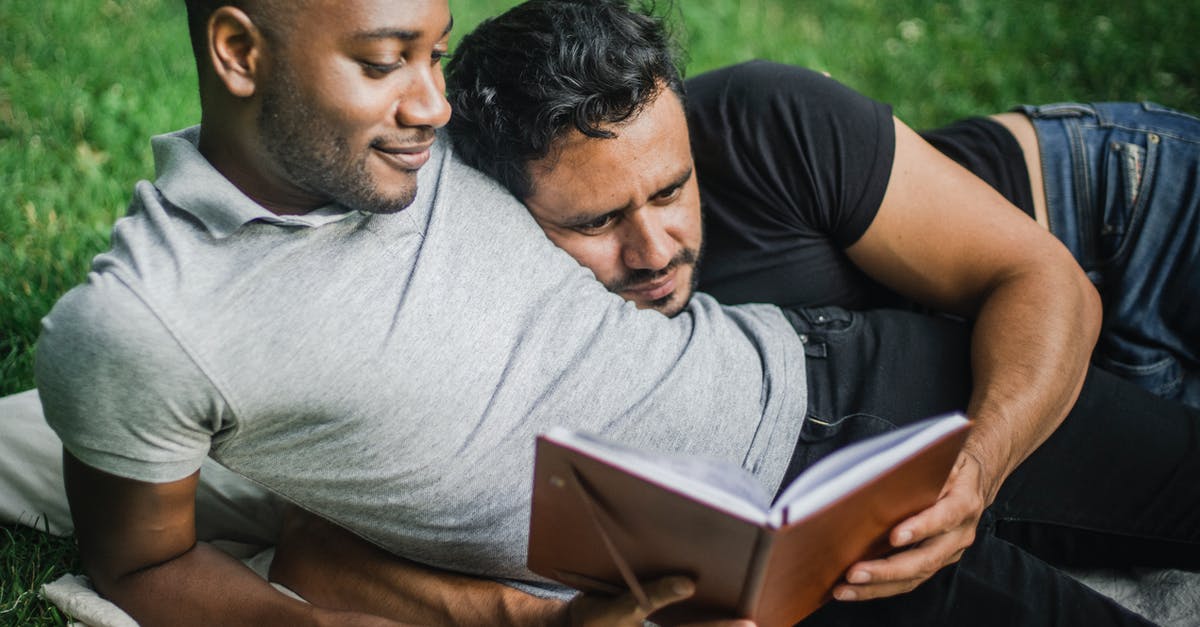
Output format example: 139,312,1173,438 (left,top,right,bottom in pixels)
432,48,453,64
361,60,404,77
654,185,683,203
572,213,619,234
